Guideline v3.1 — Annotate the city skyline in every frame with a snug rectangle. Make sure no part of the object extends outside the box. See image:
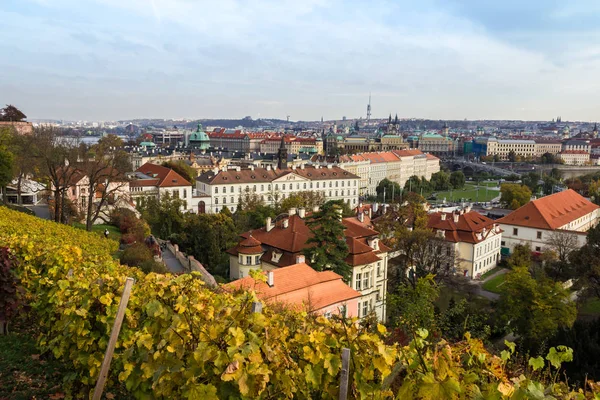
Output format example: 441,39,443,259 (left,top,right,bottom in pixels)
3,0,600,121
